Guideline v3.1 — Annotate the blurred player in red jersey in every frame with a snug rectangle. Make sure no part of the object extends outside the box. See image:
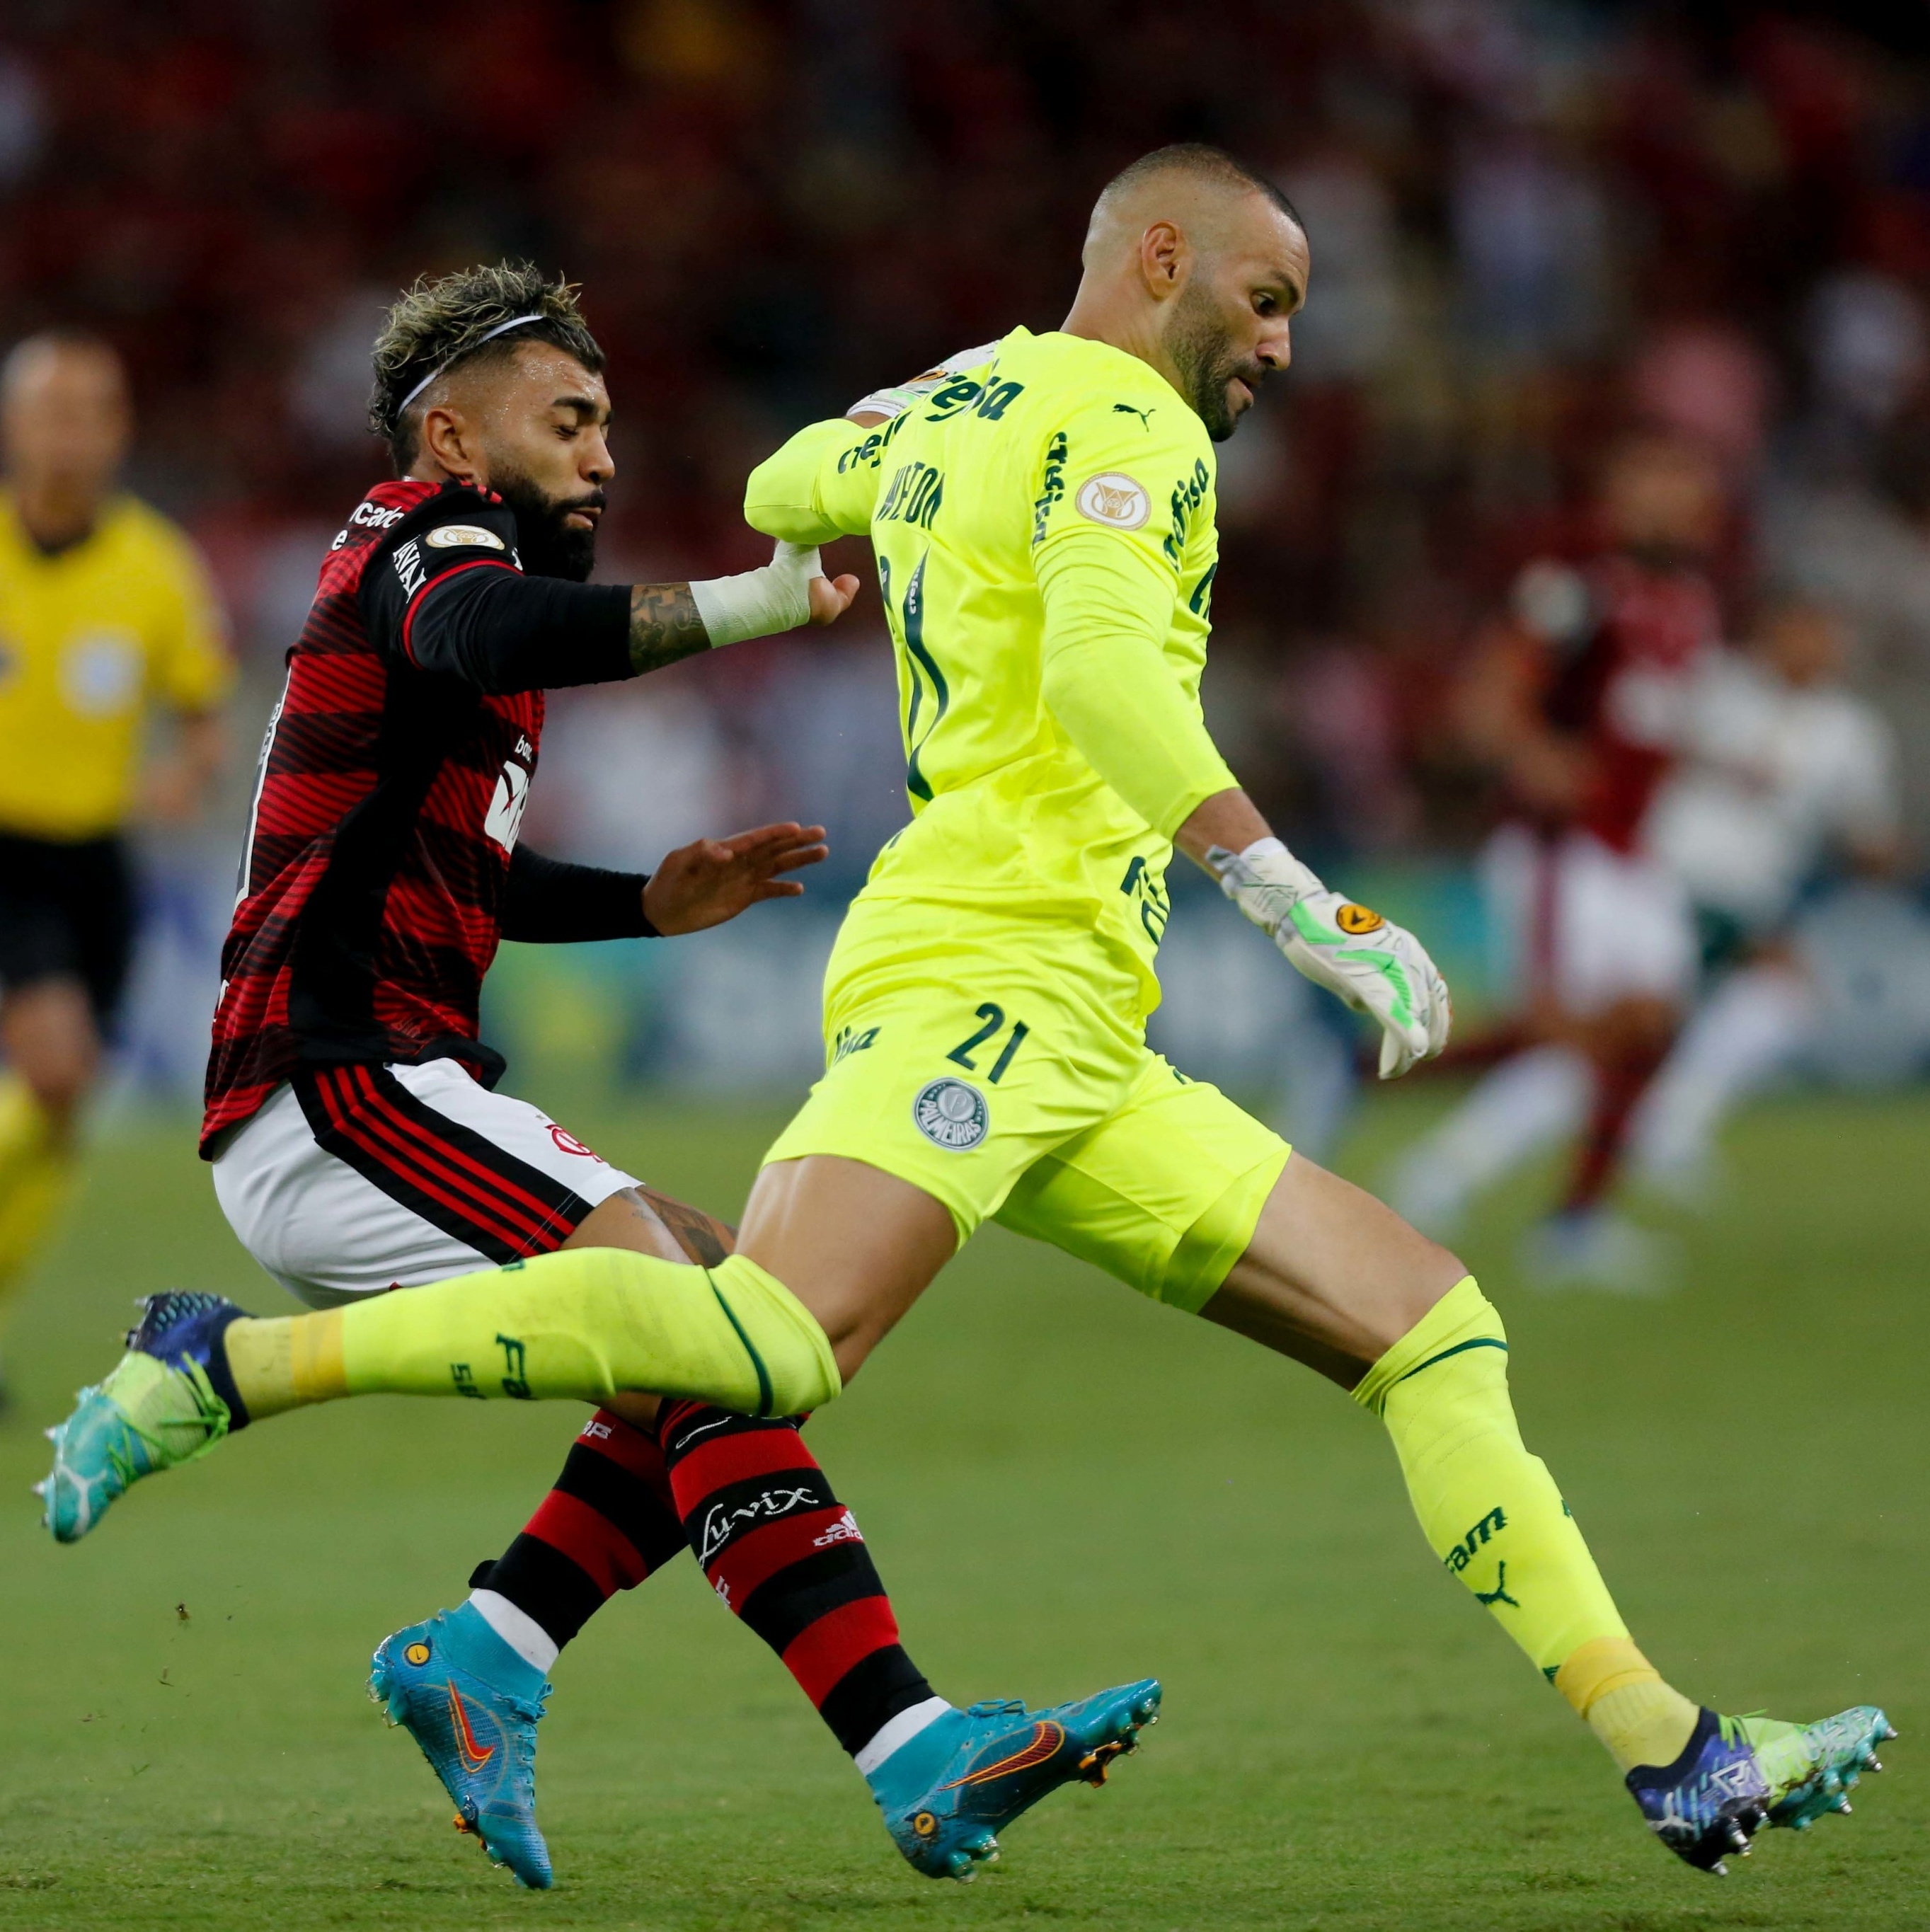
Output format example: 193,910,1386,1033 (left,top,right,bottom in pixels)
1391,435,1726,1290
